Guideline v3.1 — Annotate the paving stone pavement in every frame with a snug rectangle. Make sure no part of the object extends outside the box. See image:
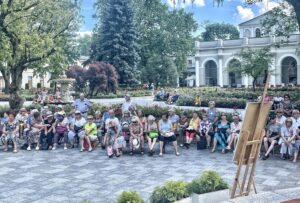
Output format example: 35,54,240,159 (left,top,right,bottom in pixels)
0,145,299,203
